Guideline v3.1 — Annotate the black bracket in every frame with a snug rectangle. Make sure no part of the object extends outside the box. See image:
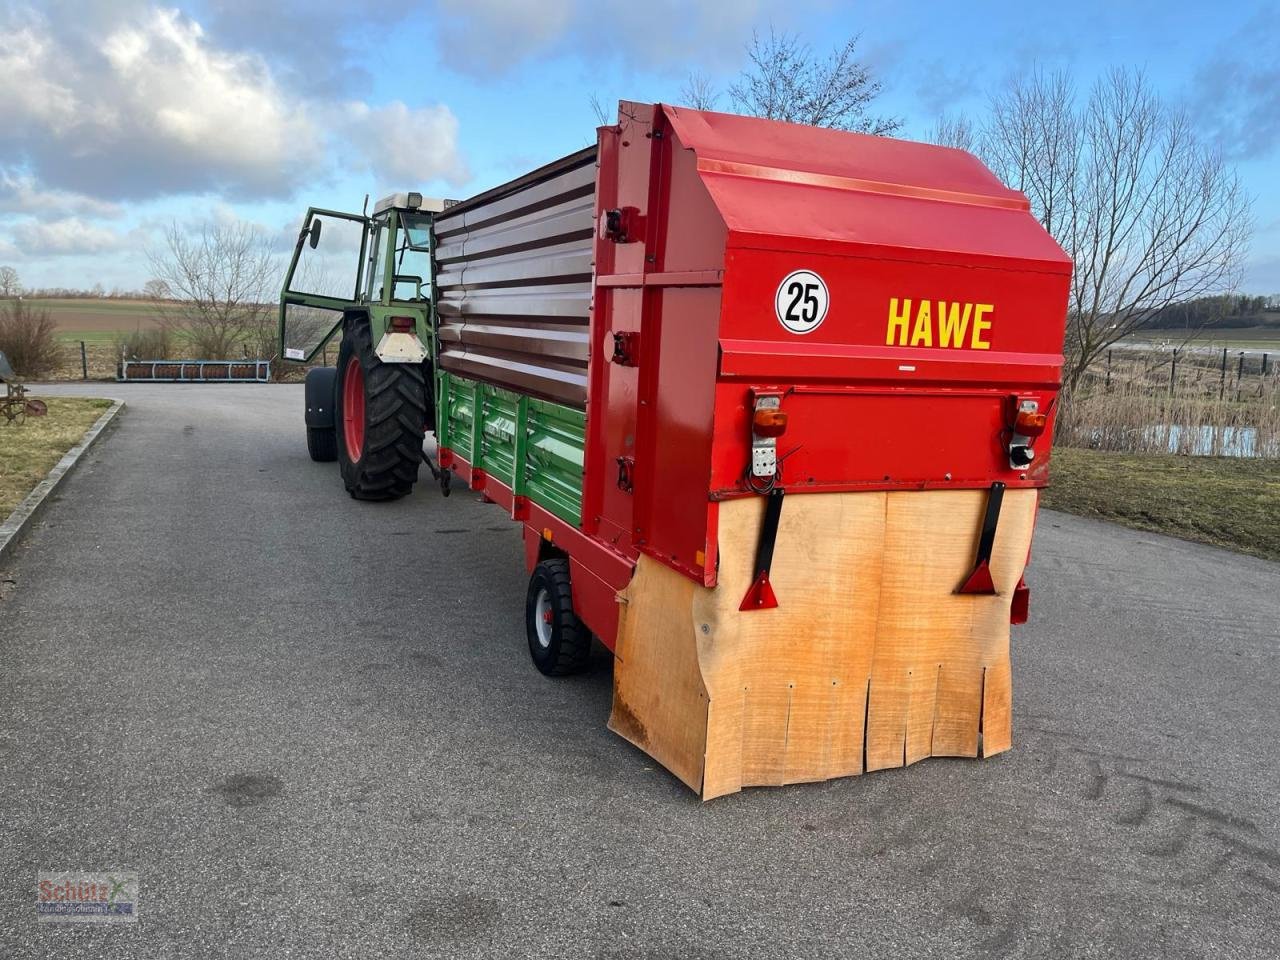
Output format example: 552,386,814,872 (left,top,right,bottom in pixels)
739,488,784,610
957,481,1005,595
611,331,640,366
603,206,645,243
616,455,635,493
